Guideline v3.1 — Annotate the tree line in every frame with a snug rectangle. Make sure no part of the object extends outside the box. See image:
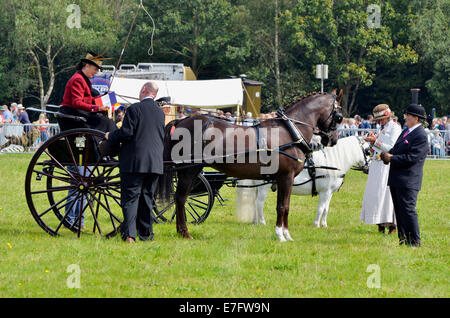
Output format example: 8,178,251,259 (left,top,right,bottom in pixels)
0,0,448,118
